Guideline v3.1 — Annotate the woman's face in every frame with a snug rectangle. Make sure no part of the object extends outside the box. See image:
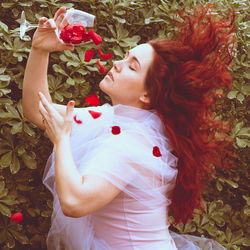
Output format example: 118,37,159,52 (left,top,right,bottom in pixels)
99,43,154,108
